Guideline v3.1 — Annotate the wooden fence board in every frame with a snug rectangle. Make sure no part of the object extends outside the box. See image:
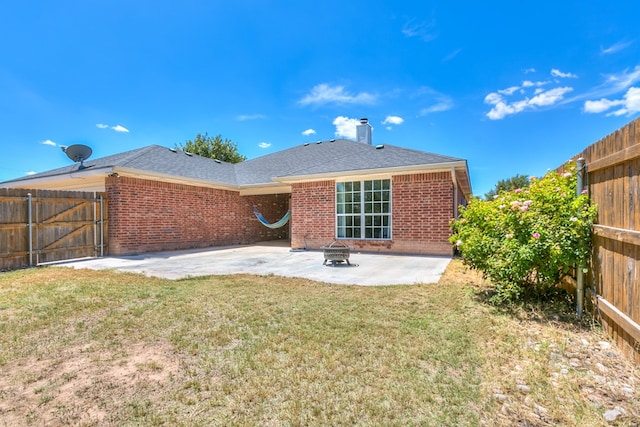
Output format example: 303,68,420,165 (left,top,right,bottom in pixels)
565,117,640,361
0,189,107,269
